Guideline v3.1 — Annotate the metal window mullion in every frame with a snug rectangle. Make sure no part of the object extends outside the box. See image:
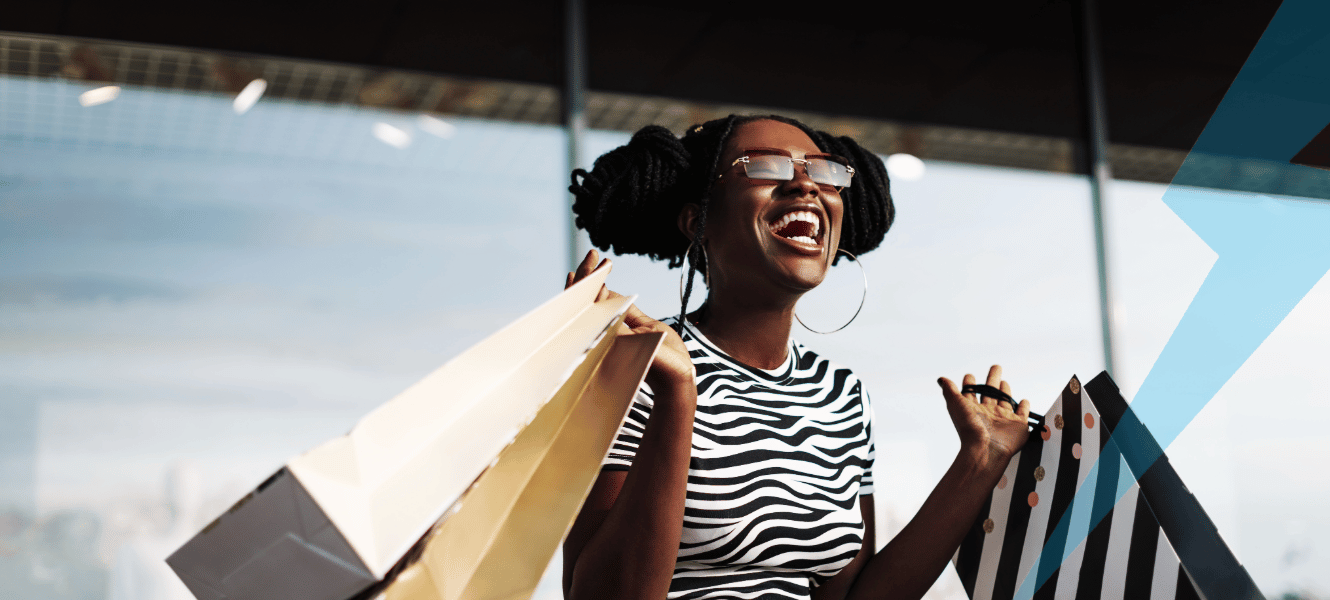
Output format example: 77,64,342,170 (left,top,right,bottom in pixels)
145,48,161,88
418,78,446,113
311,67,333,103
1076,0,1120,378
564,0,589,271
173,51,189,89
288,63,309,100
